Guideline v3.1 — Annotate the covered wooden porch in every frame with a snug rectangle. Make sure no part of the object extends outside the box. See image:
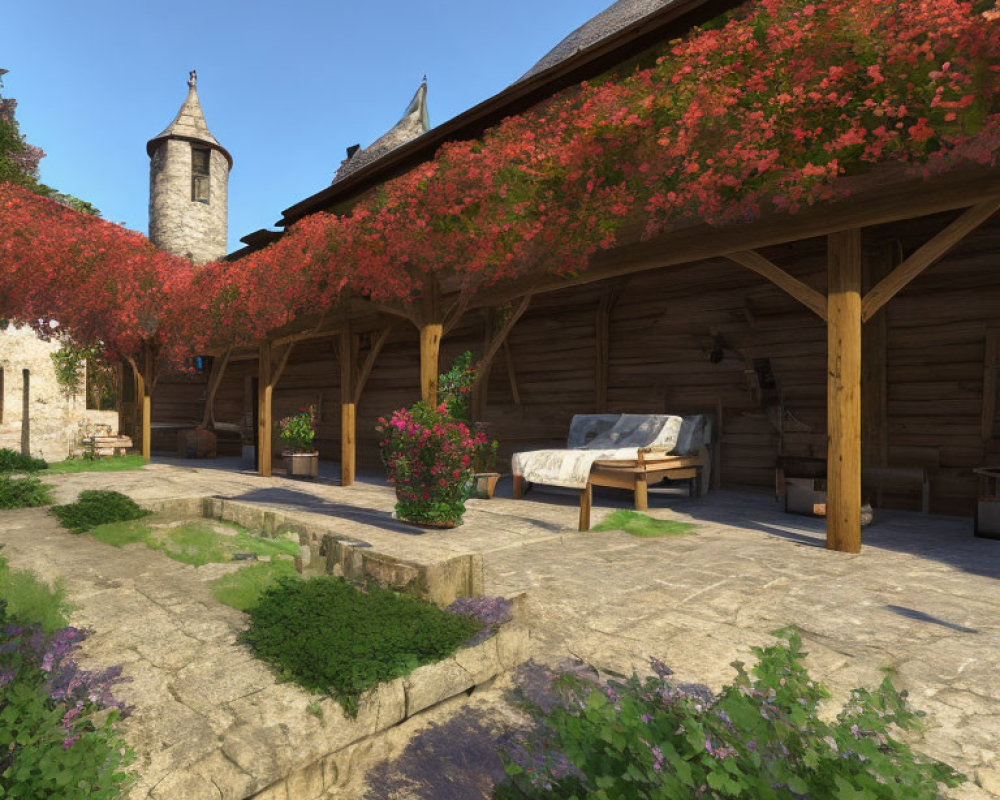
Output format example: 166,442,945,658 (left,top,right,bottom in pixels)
136,164,1000,553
